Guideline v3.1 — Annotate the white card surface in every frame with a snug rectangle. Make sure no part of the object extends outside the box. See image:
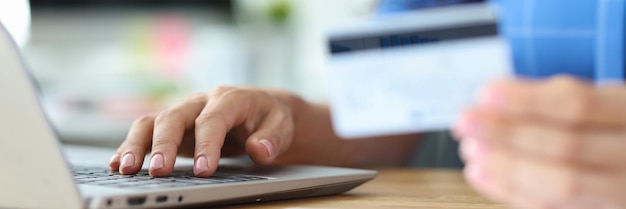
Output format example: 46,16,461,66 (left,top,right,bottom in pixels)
327,36,513,138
